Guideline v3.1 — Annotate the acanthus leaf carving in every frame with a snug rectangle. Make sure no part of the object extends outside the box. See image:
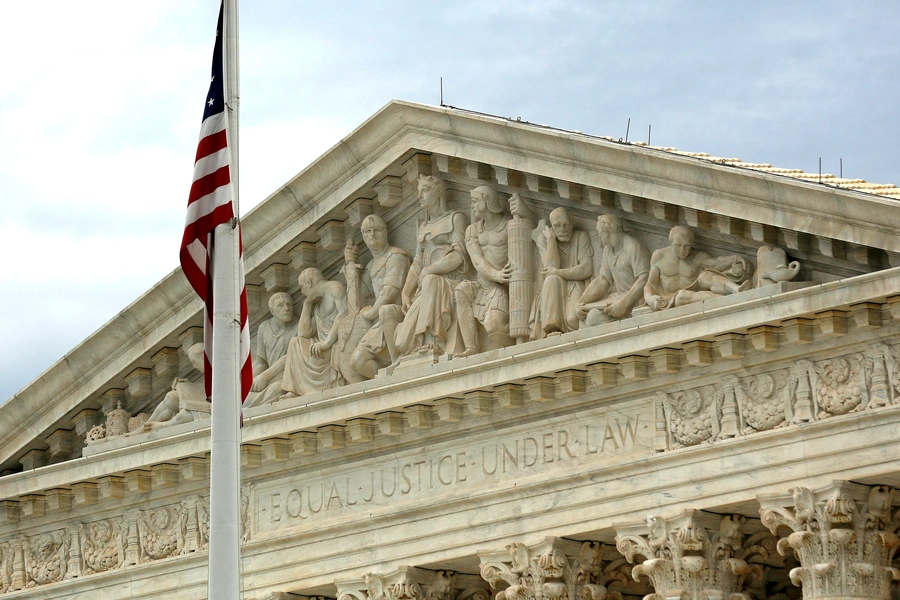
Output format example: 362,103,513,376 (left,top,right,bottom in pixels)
759,481,900,600
615,512,772,600
479,538,623,600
